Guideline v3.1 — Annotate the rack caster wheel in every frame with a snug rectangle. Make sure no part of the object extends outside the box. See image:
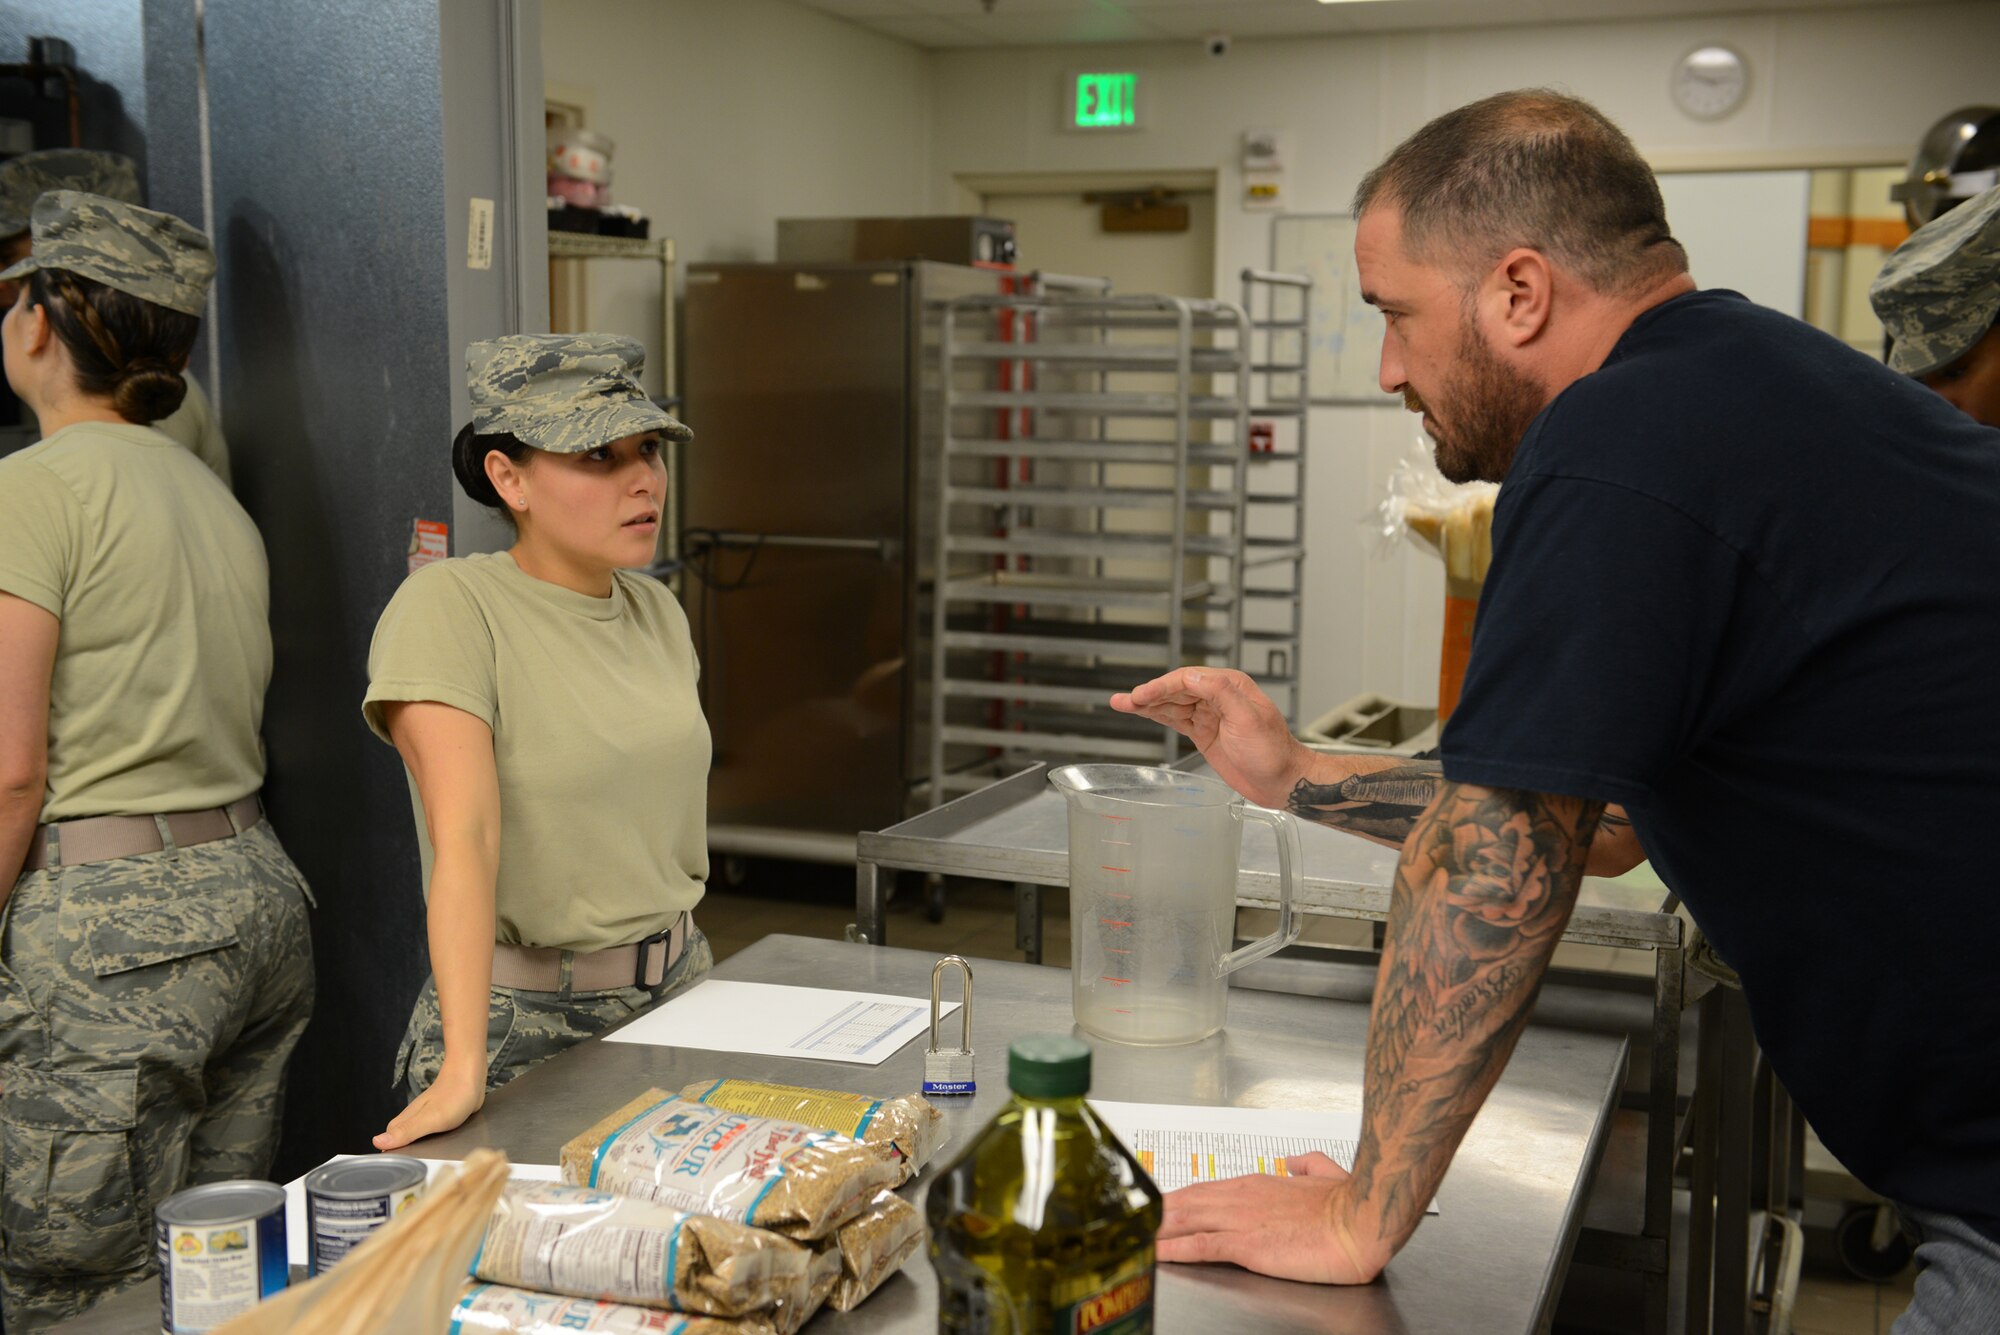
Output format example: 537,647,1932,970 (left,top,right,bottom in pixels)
924,874,947,924
1835,1204,1912,1283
